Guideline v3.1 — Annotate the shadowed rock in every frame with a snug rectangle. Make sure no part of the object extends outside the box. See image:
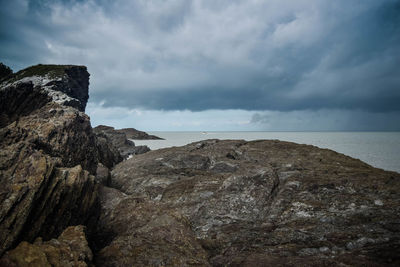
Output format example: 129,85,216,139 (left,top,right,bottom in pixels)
115,128,163,140
1,64,89,112
93,125,150,161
